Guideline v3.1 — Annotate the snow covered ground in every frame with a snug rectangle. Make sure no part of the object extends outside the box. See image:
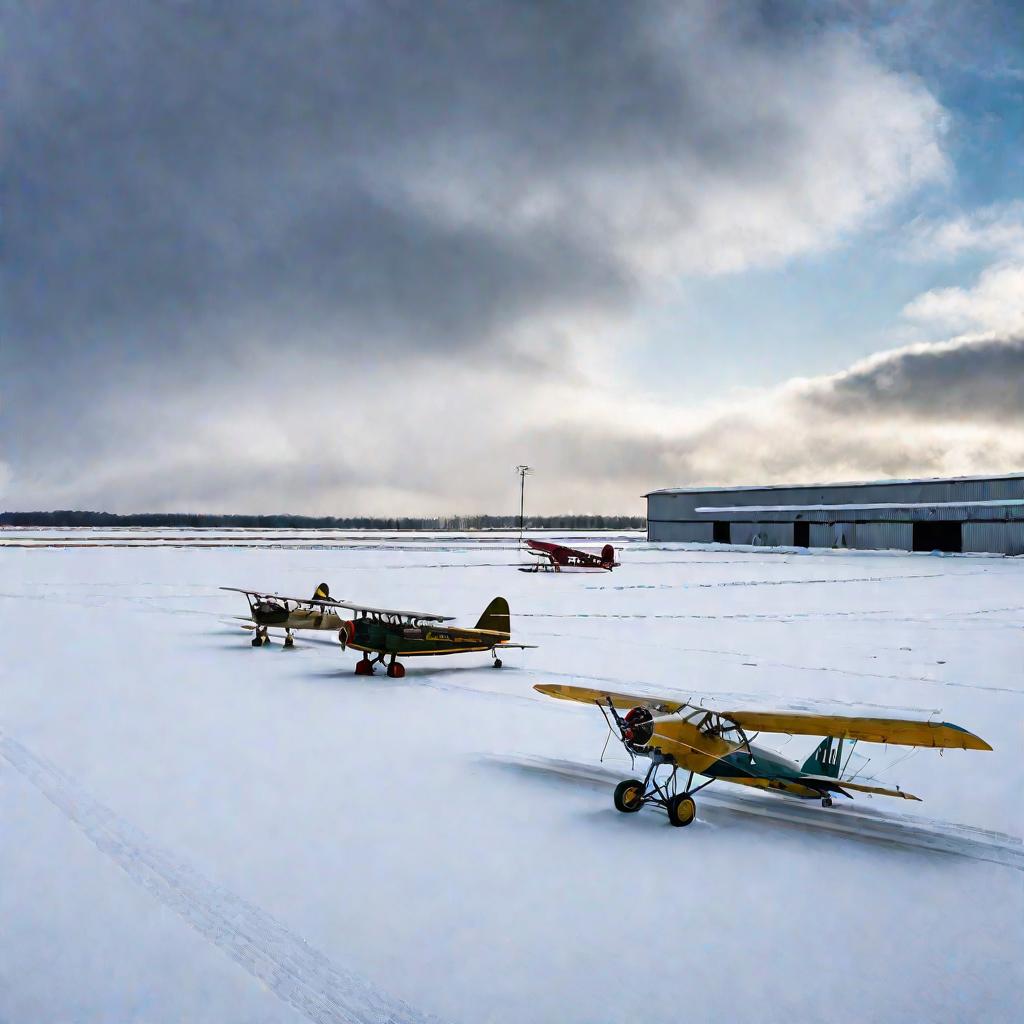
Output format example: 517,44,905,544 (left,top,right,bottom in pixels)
2,531,1022,1023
